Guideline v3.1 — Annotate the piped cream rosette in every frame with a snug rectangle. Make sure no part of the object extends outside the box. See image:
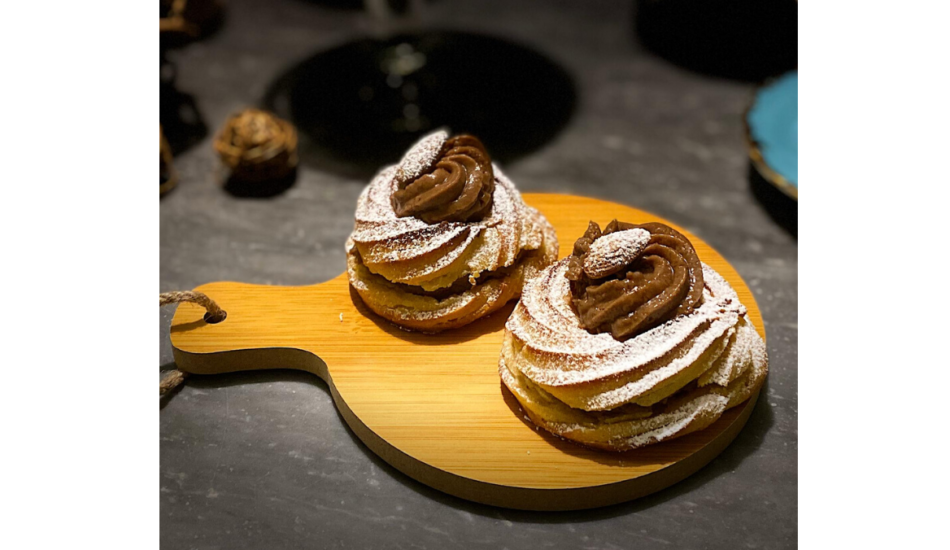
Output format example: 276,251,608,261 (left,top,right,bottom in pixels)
499,222,767,451
347,131,558,332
